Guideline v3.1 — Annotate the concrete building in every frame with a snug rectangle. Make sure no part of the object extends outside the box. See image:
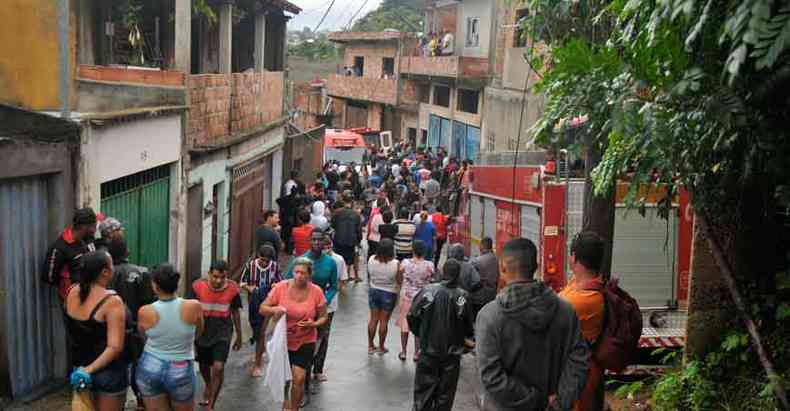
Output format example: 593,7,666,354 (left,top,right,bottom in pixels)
397,0,496,160
0,0,300,295
325,31,418,143
482,0,545,155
